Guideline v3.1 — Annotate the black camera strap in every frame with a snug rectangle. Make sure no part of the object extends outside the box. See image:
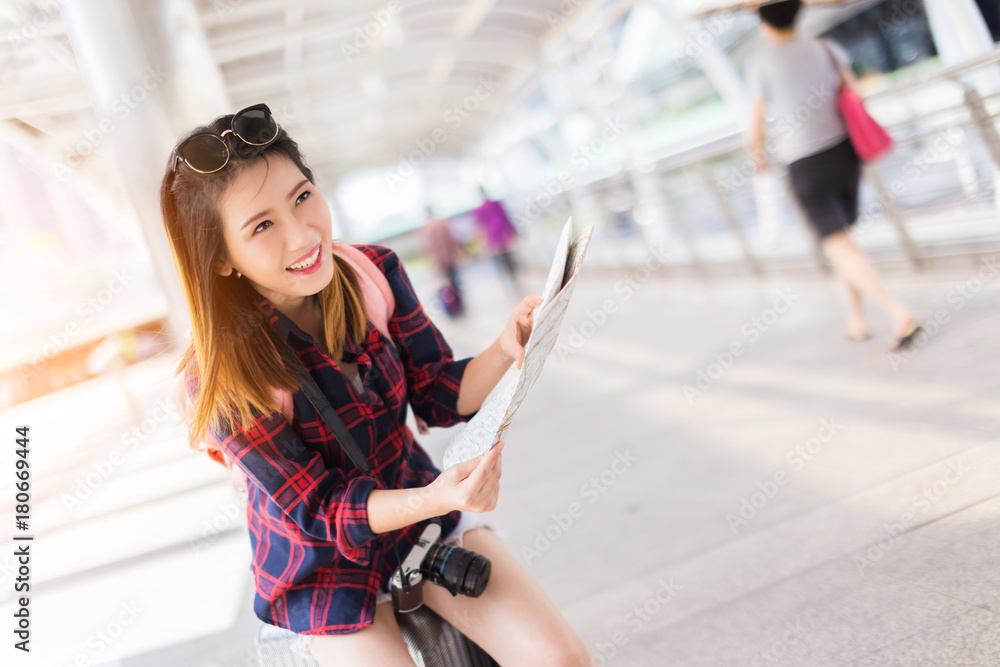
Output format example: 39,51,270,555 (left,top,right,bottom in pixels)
281,344,374,475
273,335,433,591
